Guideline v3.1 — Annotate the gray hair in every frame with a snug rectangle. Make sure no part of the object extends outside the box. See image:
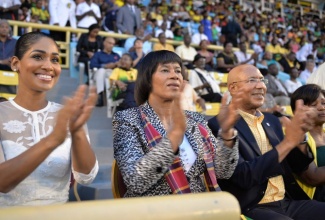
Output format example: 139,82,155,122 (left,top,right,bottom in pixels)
0,19,12,37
